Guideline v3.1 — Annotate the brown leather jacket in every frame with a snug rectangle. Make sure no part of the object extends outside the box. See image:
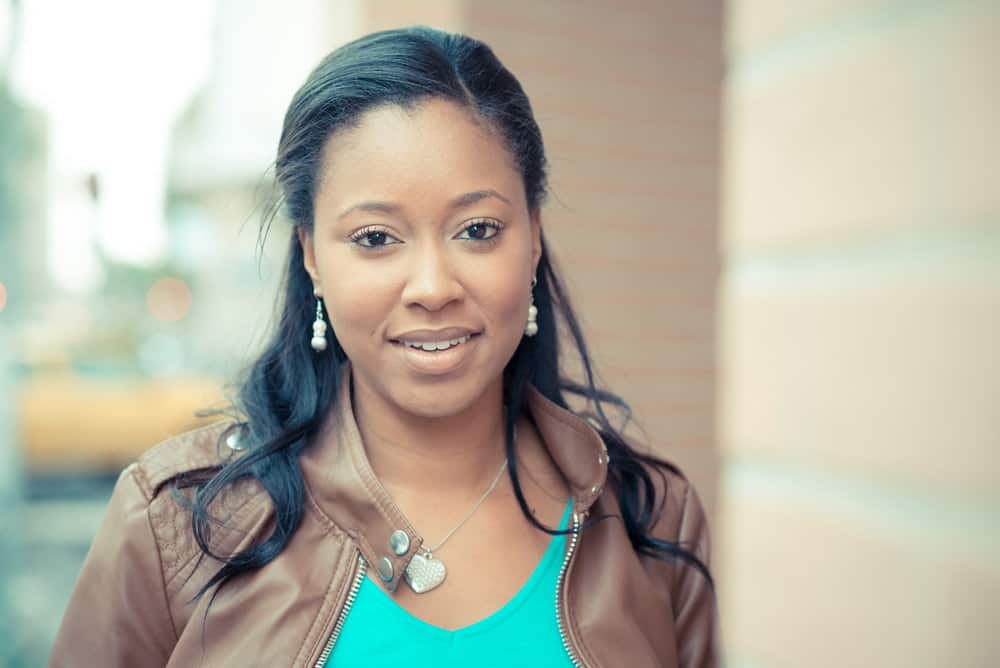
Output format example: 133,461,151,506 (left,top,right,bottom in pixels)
49,363,718,667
